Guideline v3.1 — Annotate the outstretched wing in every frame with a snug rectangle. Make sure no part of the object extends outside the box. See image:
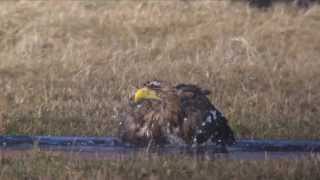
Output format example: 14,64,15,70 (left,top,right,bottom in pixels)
176,84,235,145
